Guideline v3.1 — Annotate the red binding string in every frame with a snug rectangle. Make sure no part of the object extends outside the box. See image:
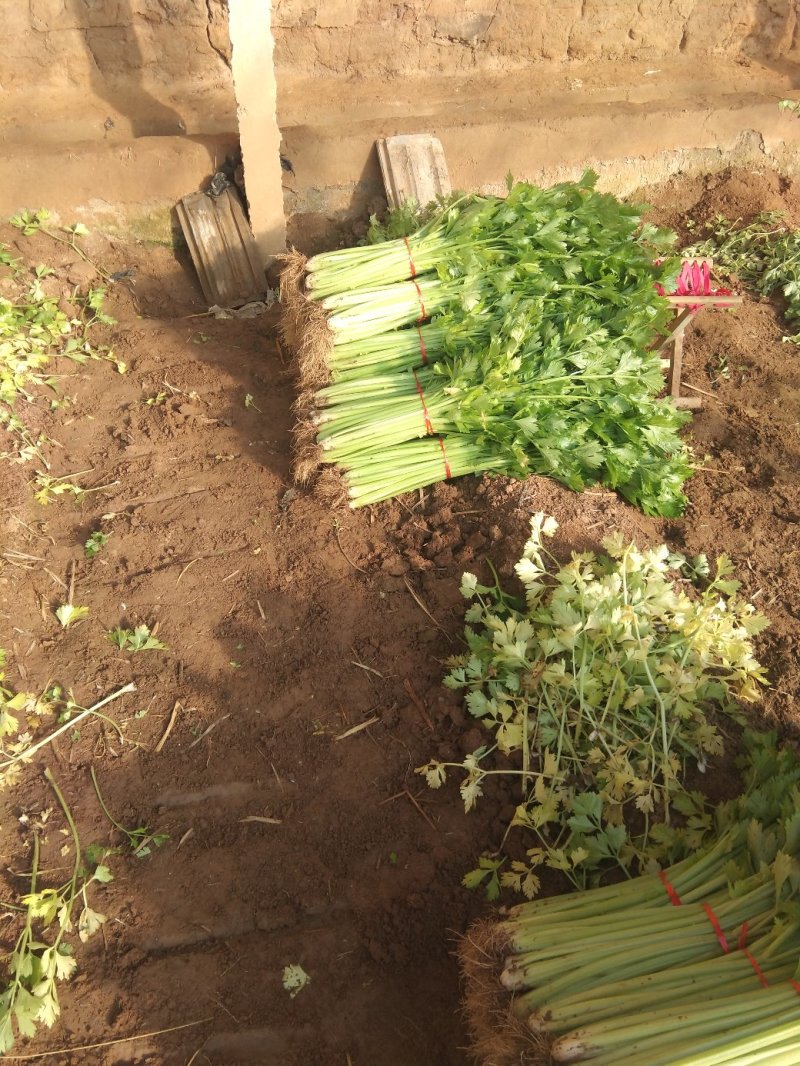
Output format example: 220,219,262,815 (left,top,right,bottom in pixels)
658,885,770,986
658,870,682,906
416,324,429,365
412,280,427,322
791,981,800,996
403,237,417,279
738,924,769,987
438,436,452,479
744,950,769,987
412,370,434,435
703,903,730,954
